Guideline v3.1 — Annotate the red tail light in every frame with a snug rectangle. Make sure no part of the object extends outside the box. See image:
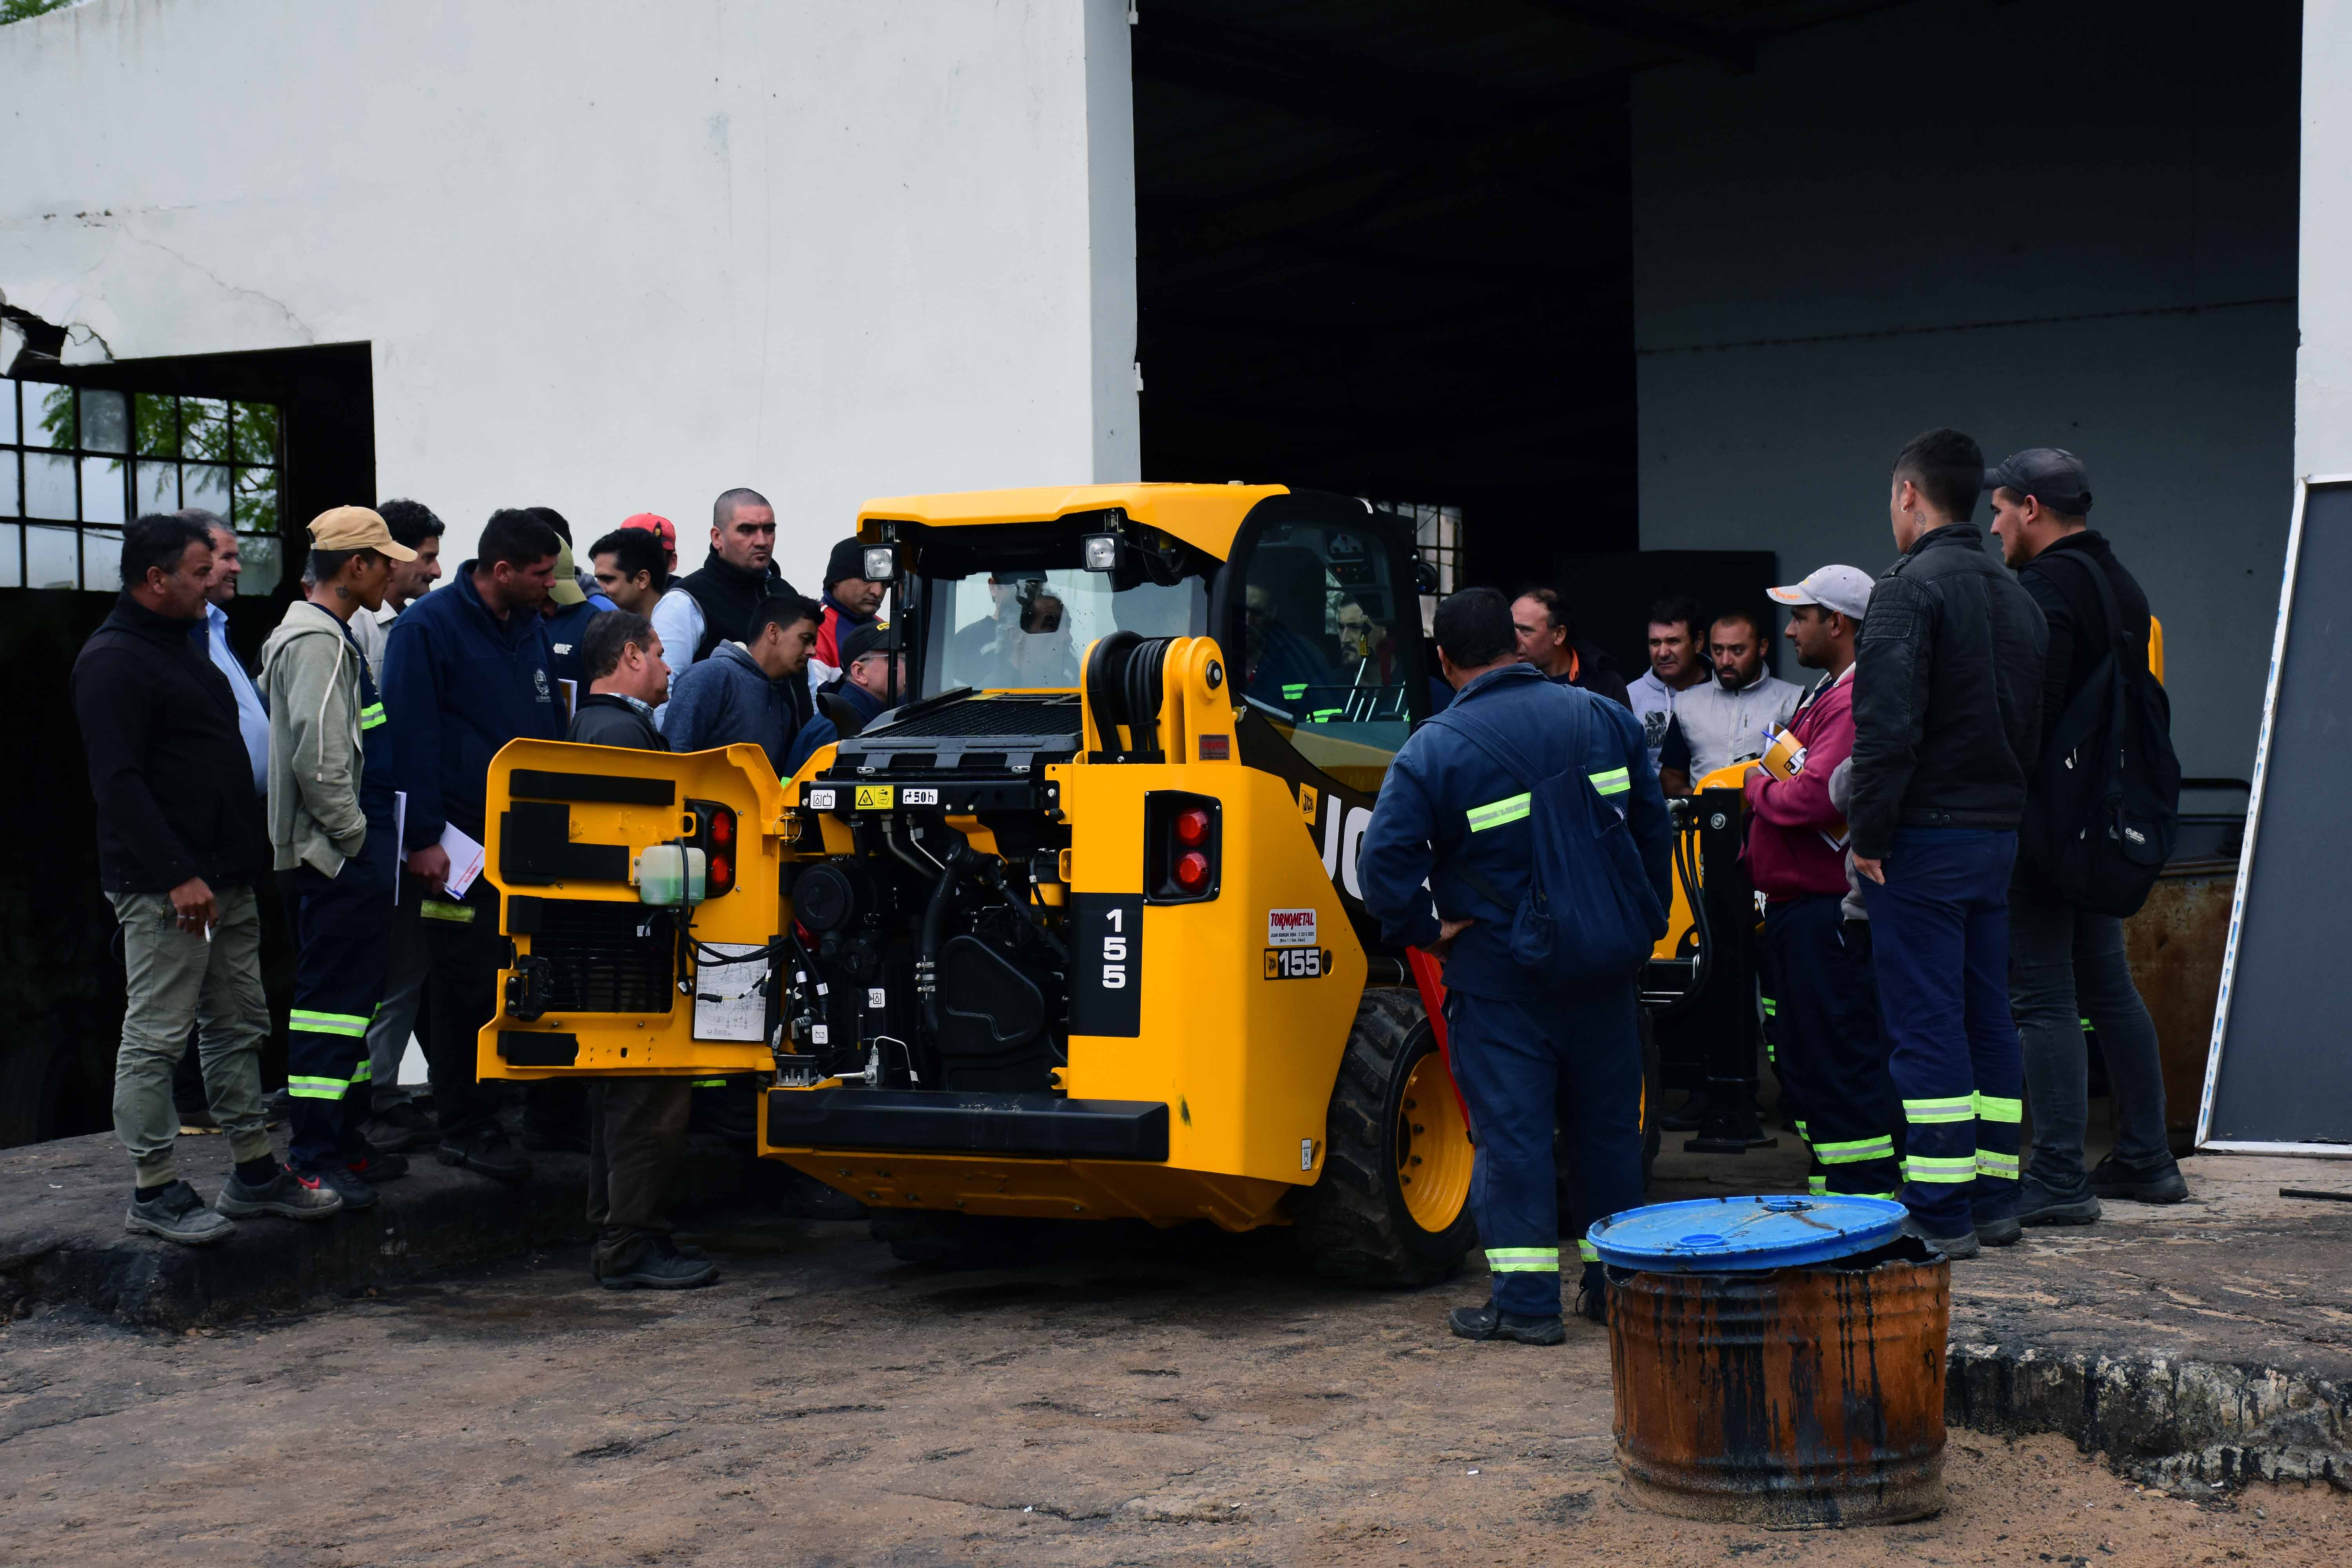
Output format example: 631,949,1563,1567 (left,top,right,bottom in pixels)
1174,807,1212,847
683,799,740,899
711,812,733,845
1144,792,1220,903
1174,850,1210,891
